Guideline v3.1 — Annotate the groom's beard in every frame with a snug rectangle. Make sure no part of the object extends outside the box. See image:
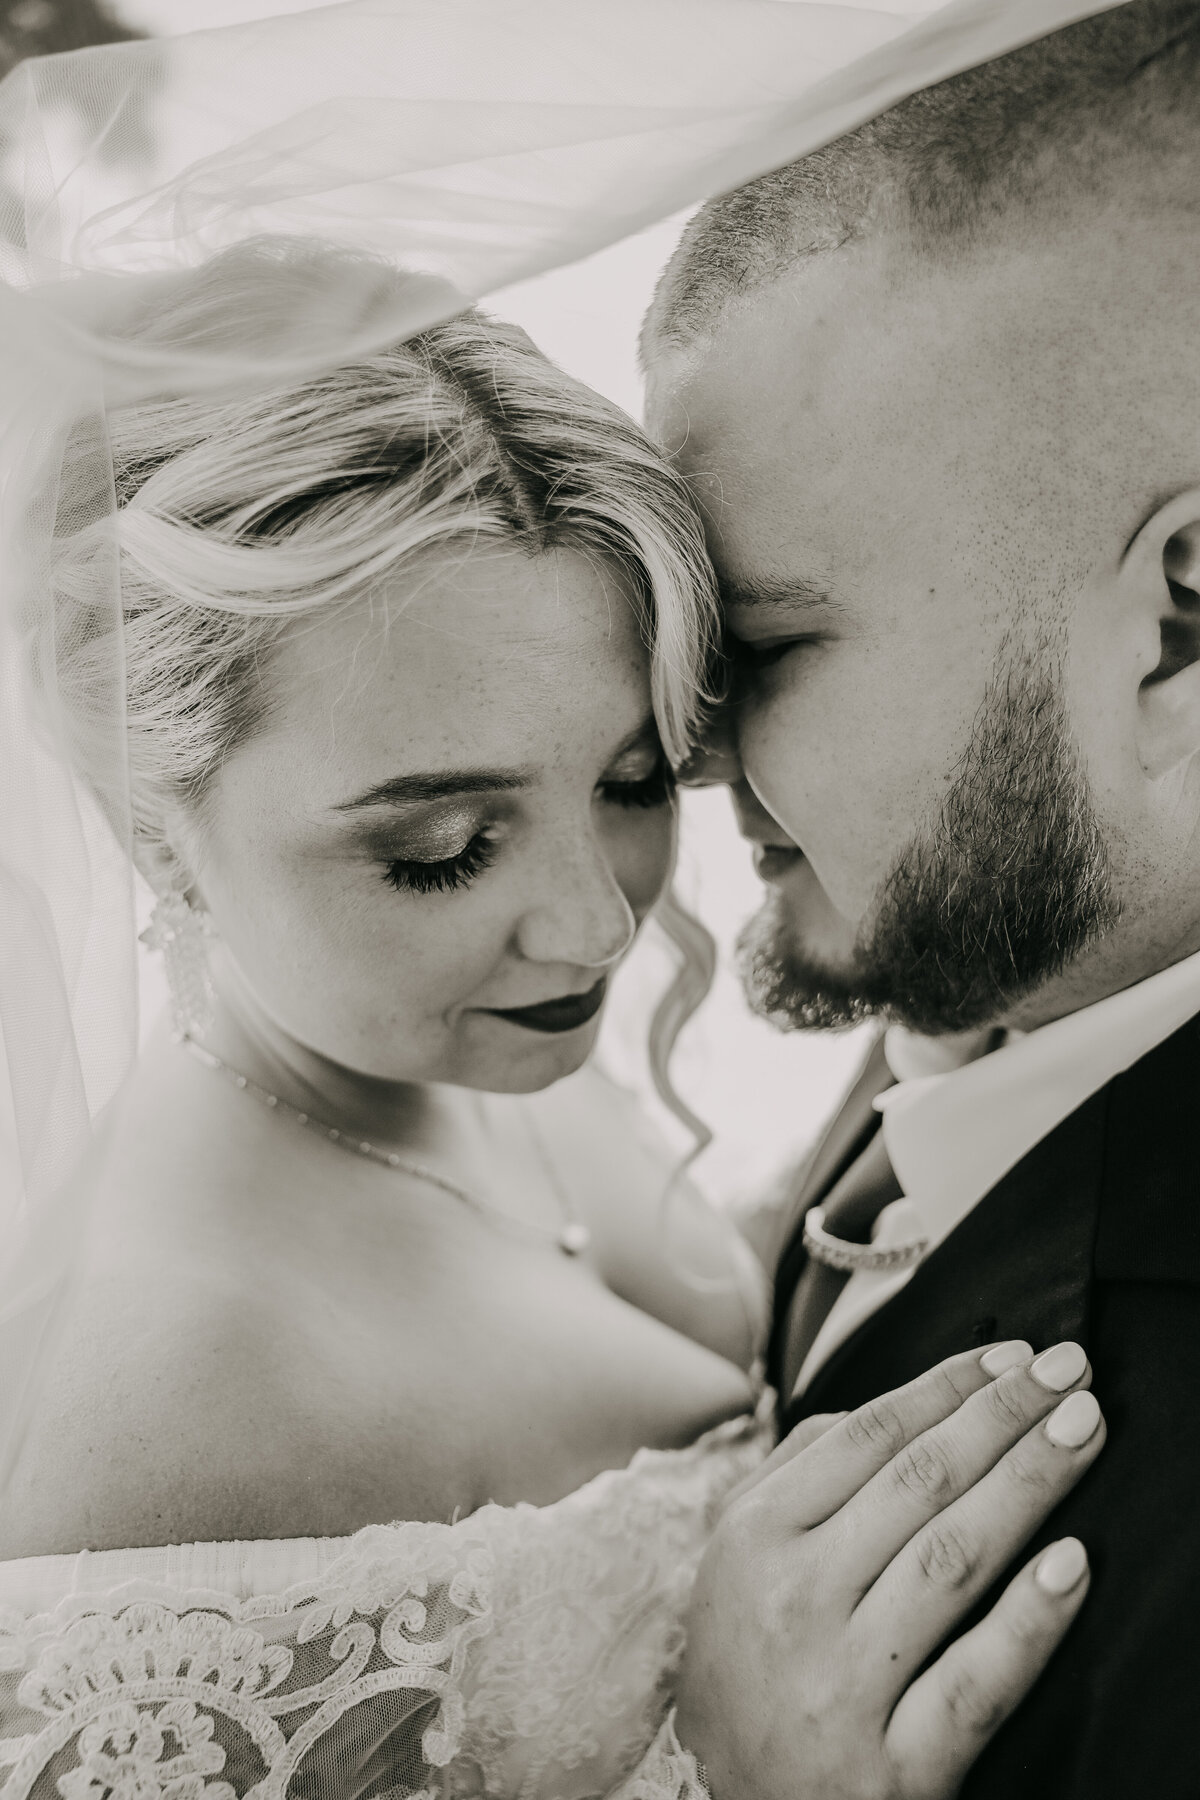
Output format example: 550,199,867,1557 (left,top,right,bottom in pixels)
737,642,1119,1035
